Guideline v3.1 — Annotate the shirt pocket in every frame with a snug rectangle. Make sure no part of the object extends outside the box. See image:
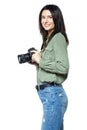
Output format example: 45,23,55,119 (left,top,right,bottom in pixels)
43,48,54,60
